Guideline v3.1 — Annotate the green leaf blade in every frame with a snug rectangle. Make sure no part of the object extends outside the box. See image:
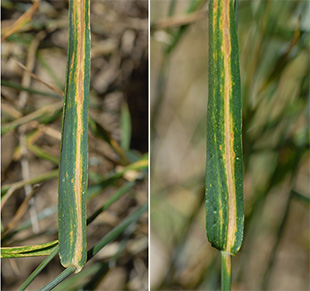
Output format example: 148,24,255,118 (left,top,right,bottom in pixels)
58,0,91,273
1,241,58,259
206,0,244,255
